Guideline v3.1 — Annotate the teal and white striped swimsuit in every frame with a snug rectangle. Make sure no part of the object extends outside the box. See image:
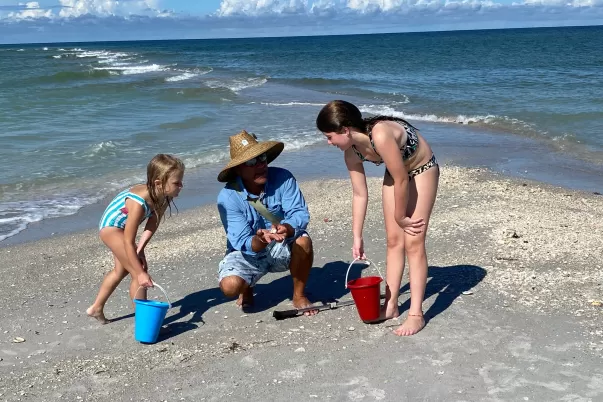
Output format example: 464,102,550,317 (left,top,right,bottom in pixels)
99,189,152,230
